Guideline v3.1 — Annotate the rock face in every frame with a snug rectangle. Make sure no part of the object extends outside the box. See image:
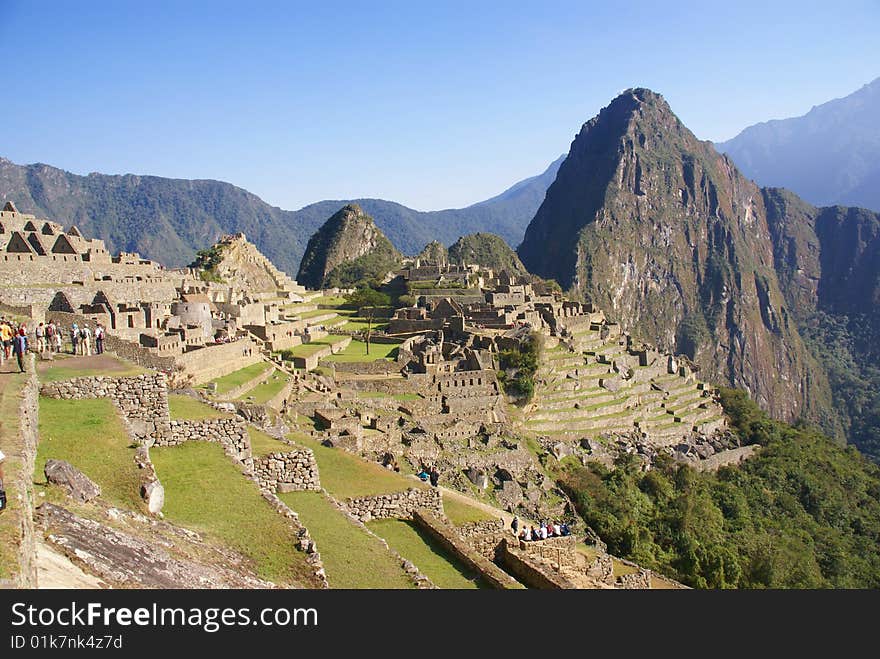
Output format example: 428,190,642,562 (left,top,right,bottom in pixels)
518,88,829,423
36,503,275,588
44,459,101,502
448,232,529,275
416,240,449,266
296,204,403,289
